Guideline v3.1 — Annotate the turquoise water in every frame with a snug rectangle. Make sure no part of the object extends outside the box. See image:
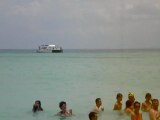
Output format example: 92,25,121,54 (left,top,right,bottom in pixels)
0,49,160,120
